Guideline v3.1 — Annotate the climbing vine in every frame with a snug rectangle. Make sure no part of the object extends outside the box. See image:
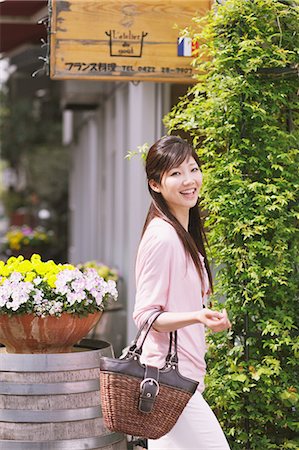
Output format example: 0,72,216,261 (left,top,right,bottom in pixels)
165,1,299,448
